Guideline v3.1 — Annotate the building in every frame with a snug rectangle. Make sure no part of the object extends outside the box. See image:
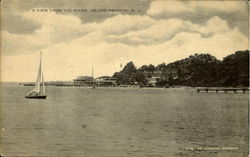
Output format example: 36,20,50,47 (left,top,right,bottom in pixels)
145,71,162,87
73,76,94,86
147,77,160,87
147,74,161,87
95,76,117,87
144,69,179,87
